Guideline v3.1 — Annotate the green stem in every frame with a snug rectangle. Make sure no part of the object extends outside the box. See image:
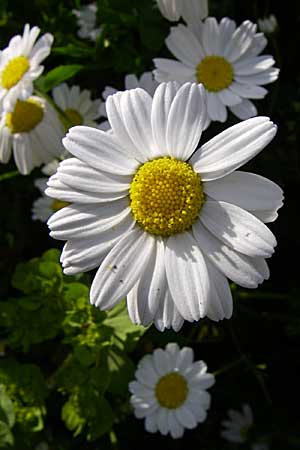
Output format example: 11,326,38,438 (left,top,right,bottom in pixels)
213,357,245,376
109,430,119,450
0,170,19,181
